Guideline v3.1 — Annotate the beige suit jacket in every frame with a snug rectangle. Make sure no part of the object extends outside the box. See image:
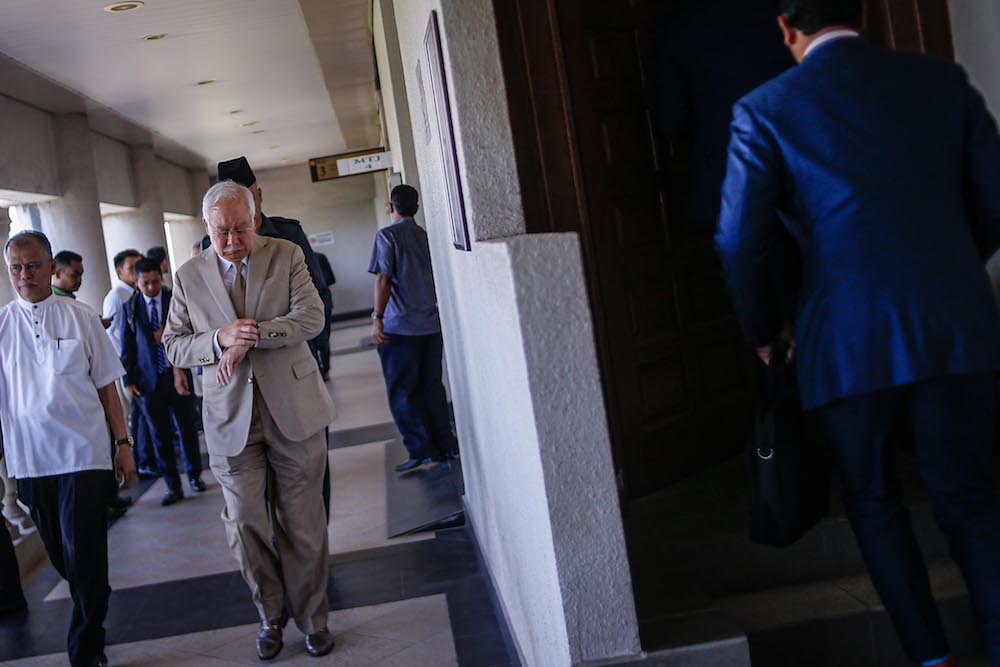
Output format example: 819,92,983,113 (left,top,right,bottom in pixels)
163,236,336,456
